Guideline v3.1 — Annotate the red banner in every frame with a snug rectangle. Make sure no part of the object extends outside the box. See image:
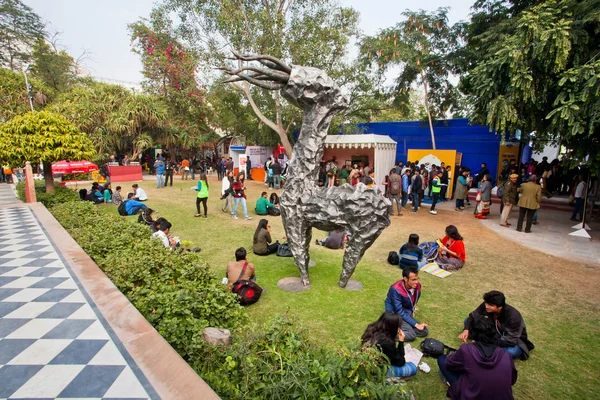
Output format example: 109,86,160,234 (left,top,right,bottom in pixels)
108,166,143,183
